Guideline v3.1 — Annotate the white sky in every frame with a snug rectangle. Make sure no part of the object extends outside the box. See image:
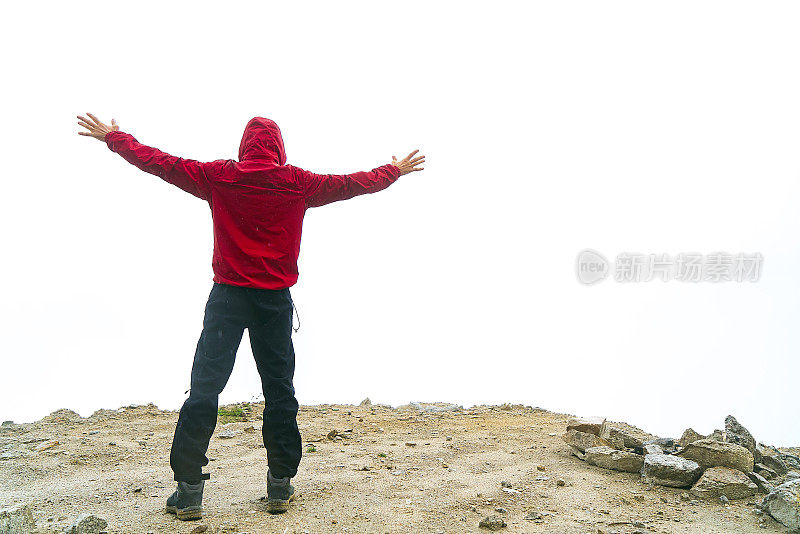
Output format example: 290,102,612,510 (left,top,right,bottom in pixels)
2,1,799,446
